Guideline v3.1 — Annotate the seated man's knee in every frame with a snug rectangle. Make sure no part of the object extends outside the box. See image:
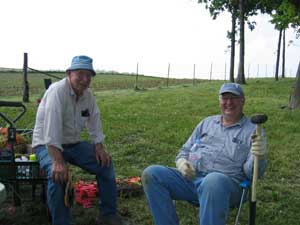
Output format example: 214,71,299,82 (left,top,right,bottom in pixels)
198,172,230,194
142,165,165,187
